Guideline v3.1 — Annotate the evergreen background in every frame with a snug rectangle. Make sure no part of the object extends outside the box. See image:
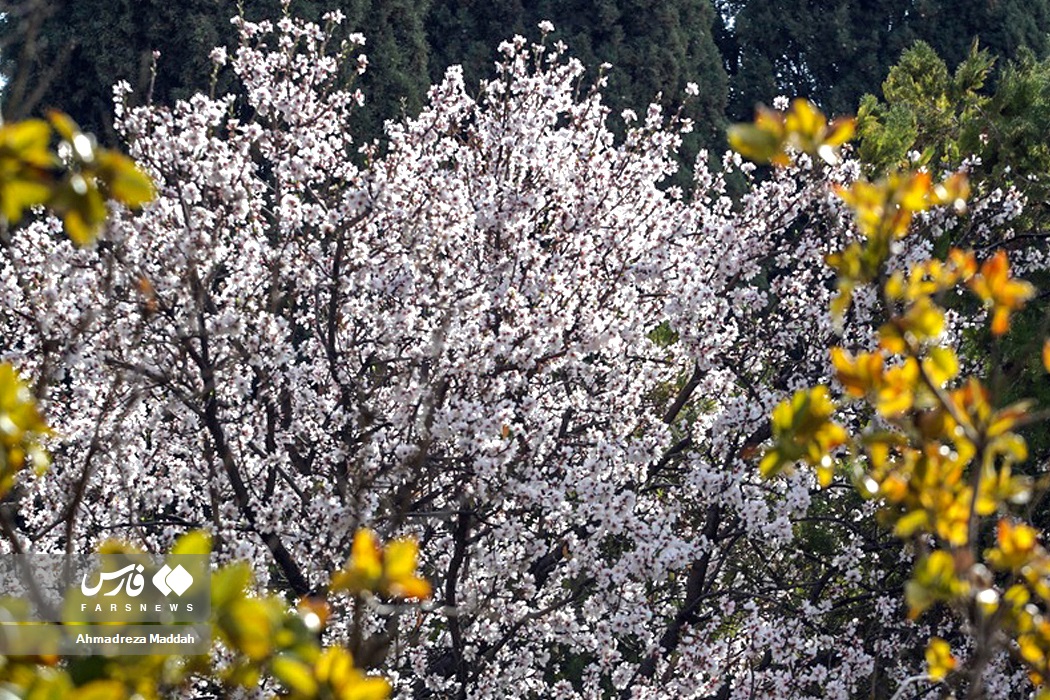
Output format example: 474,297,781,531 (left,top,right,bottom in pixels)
6,0,1050,157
